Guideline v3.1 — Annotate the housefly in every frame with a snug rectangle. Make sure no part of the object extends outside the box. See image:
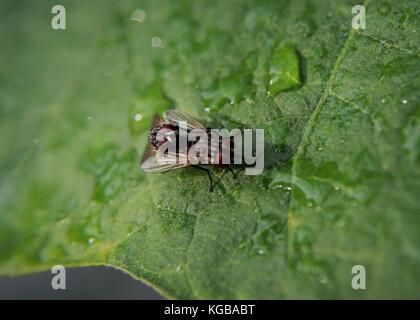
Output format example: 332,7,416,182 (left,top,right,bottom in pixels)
141,109,240,191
